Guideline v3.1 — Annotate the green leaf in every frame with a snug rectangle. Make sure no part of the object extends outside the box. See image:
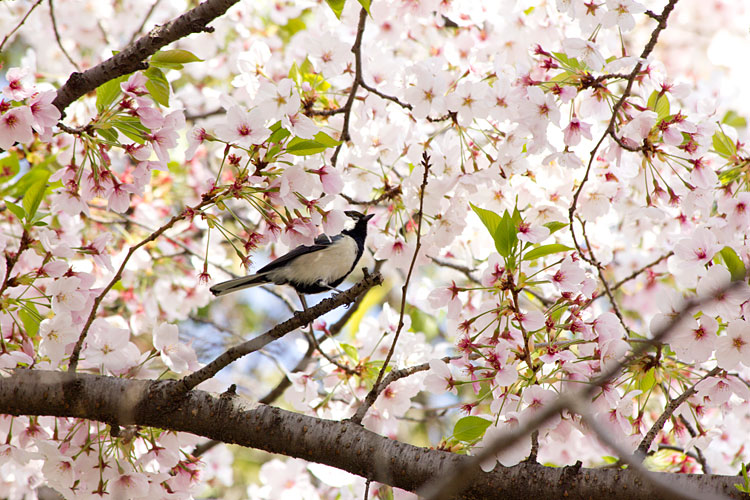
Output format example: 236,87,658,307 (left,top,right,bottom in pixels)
544,221,568,234
286,136,335,156
470,203,501,240
356,0,371,13
0,152,20,184
712,131,736,158
340,343,359,362
112,116,149,144
550,51,587,71
289,61,302,86
495,210,518,259
5,201,25,221
453,416,491,442
96,75,129,113
313,131,341,147
325,0,346,19
268,121,292,144
523,243,573,261
19,303,41,337
647,91,670,121
144,67,170,107
719,246,746,282
96,127,119,143
150,49,202,70
22,172,51,223
722,110,747,129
